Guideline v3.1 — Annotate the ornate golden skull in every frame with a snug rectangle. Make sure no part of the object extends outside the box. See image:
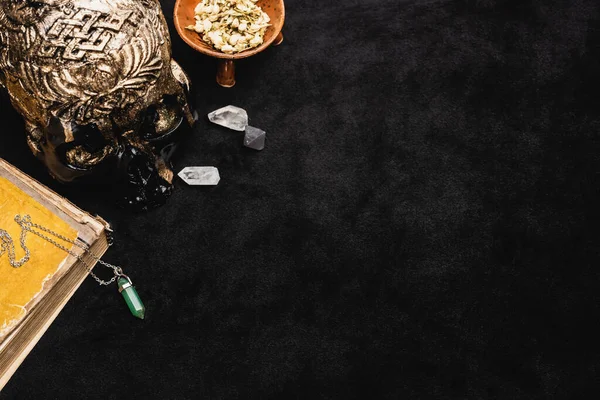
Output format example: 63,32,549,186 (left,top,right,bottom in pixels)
0,0,196,209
